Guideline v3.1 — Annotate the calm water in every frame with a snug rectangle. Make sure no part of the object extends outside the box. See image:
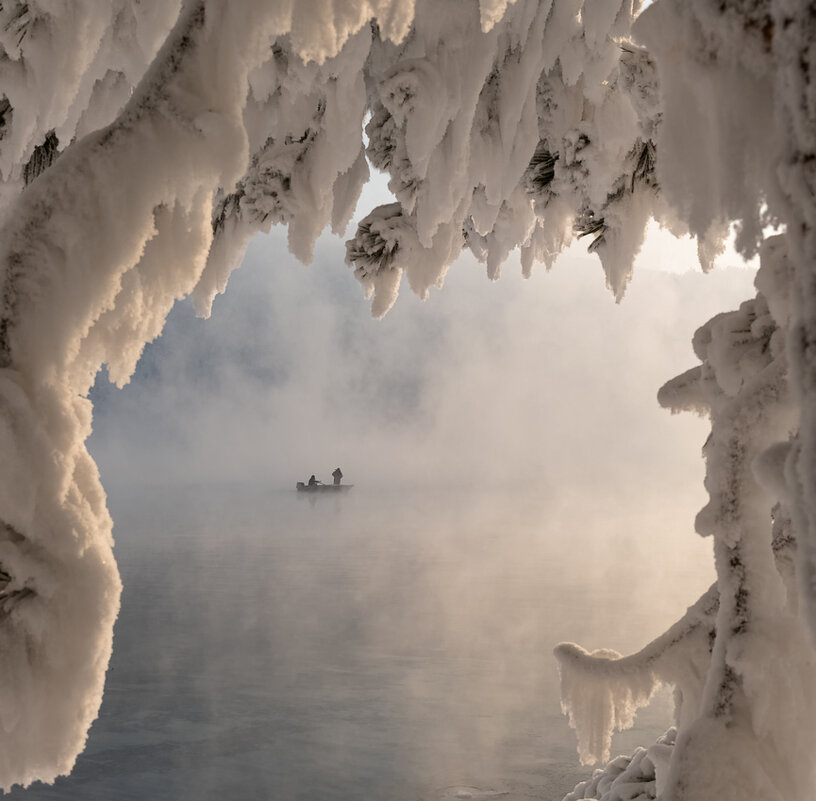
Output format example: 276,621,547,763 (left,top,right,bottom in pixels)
11,484,712,801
